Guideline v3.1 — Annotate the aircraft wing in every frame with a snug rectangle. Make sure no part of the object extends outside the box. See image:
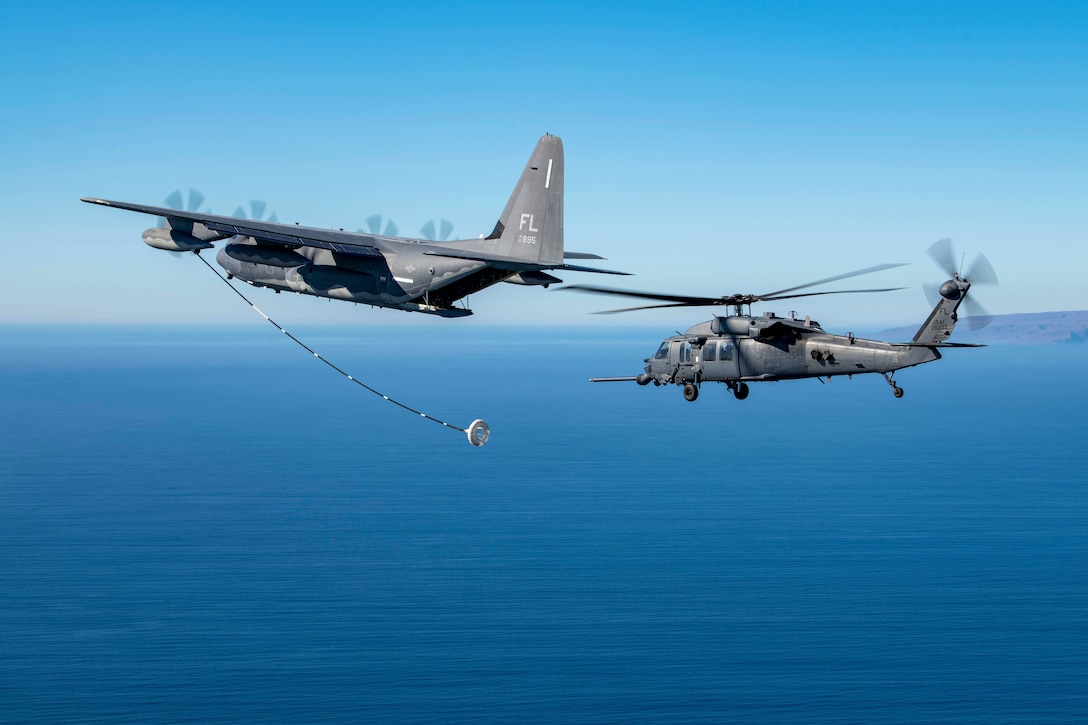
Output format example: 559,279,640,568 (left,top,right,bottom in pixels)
81,198,385,258
422,247,630,275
